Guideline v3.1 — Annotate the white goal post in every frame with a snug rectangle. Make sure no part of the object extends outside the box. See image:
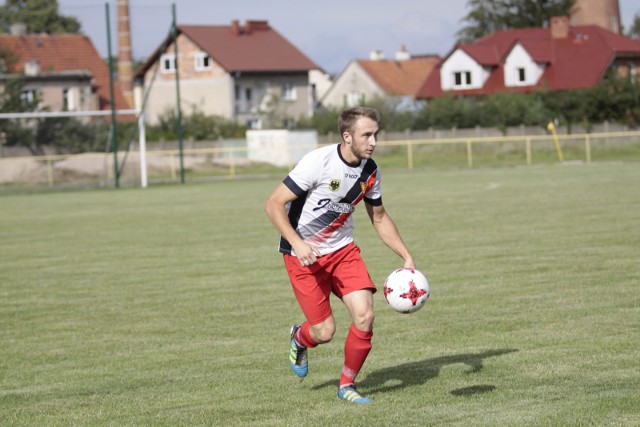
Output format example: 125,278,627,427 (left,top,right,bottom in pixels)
0,109,149,188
